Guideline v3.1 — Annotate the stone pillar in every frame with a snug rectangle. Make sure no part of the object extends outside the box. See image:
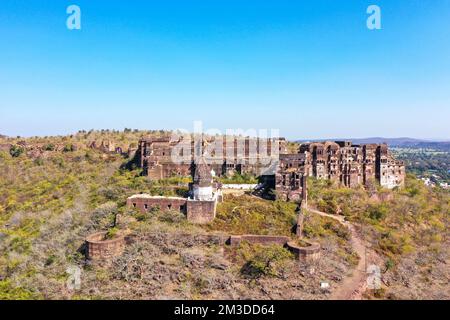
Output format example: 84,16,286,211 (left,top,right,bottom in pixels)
296,207,304,237
301,175,308,207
